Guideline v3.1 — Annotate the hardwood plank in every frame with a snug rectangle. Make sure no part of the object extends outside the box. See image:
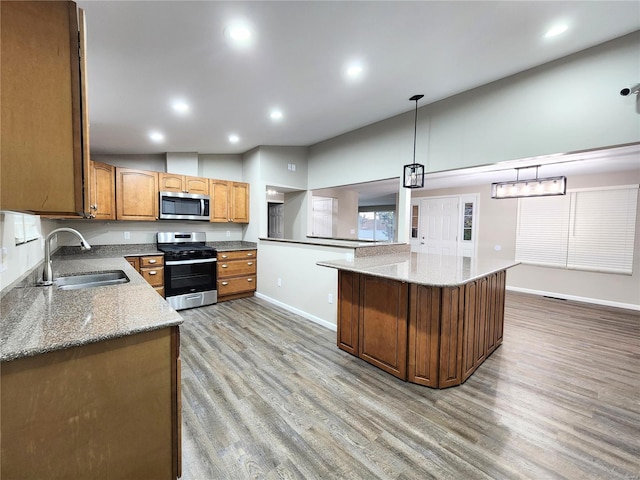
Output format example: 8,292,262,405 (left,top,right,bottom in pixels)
178,293,640,479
